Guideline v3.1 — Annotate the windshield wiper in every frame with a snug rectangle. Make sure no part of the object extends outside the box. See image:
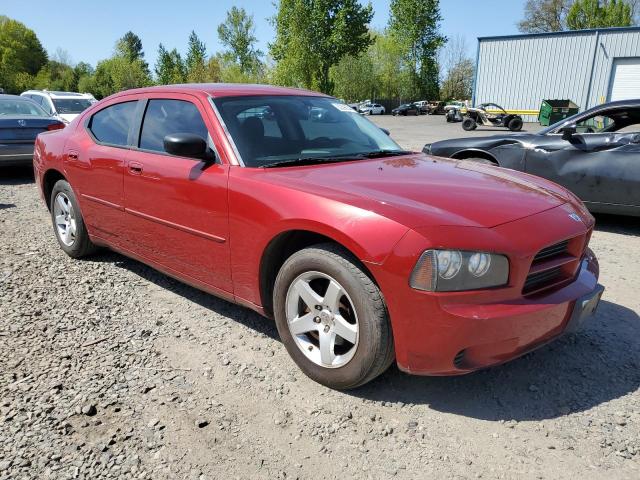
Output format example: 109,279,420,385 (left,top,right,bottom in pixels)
263,150,412,168
263,156,361,168
353,149,412,159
